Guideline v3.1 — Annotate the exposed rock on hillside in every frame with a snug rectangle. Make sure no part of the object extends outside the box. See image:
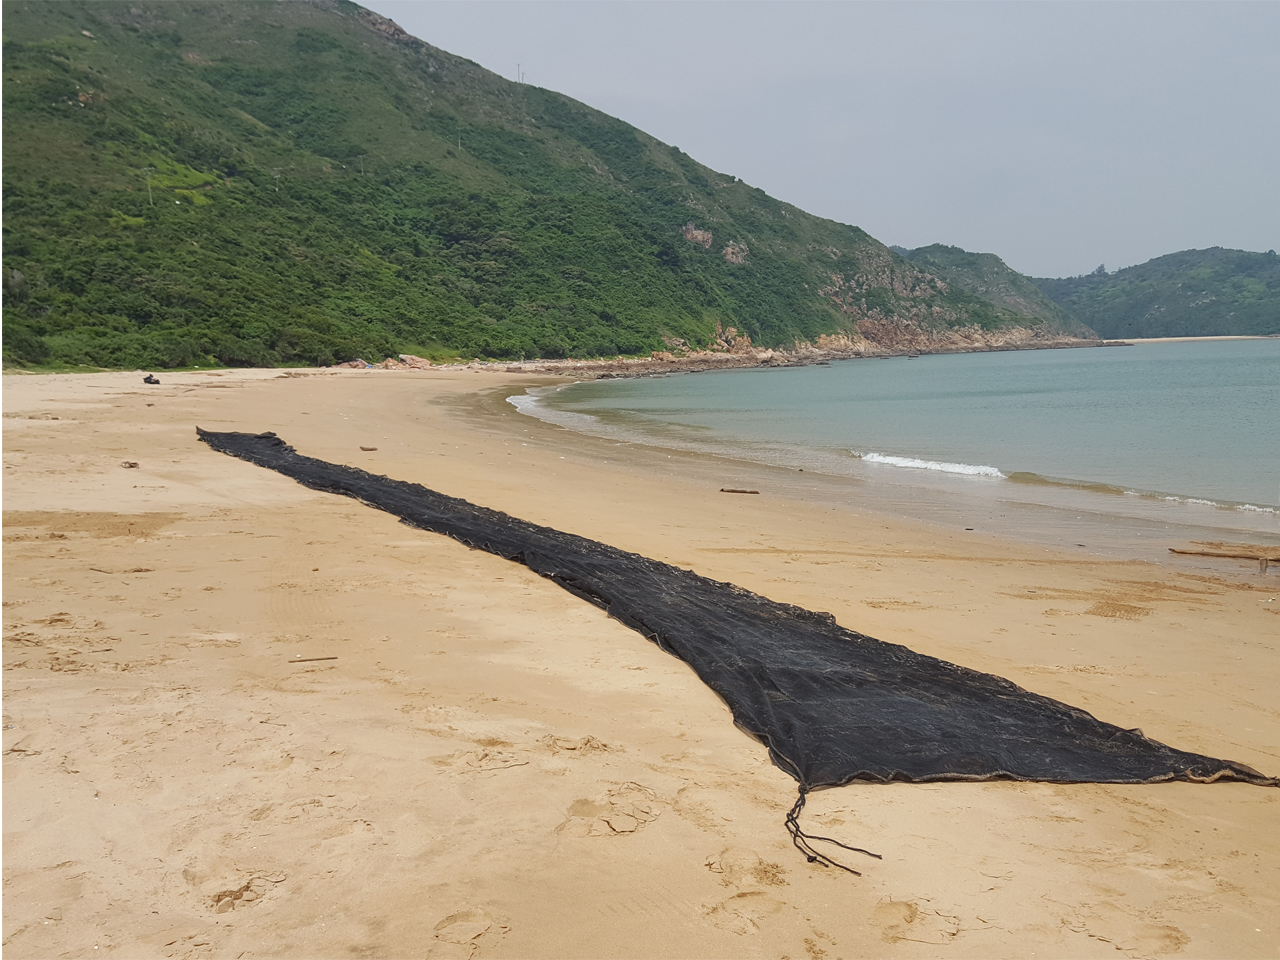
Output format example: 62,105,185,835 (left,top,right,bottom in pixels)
894,245,1094,337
